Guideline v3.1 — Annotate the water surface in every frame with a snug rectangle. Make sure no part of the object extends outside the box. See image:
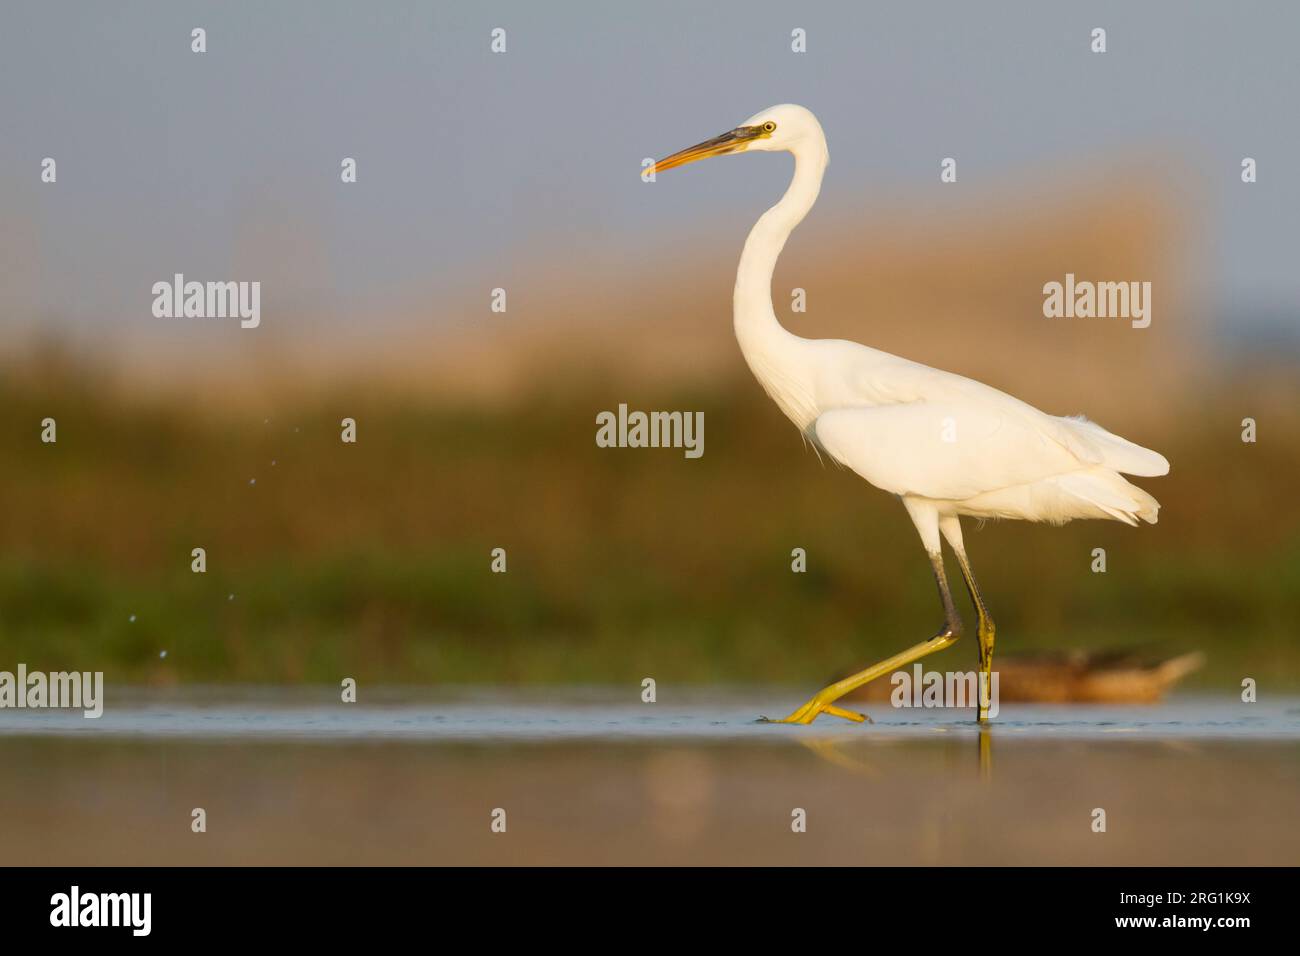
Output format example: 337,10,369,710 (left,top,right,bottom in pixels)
2,690,1294,741
1,690,1296,866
